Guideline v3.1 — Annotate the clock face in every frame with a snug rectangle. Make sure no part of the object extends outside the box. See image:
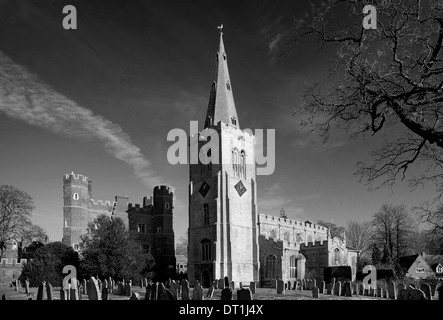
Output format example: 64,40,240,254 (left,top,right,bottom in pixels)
234,180,247,197
199,181,211,198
